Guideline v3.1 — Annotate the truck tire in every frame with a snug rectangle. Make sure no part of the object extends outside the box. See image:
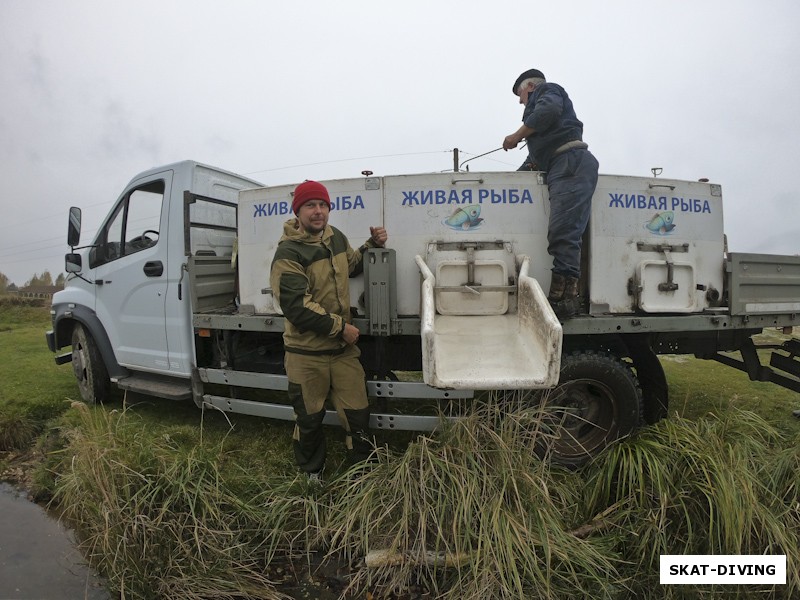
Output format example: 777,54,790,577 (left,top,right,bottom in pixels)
71,323,111,404
537,350,643,468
